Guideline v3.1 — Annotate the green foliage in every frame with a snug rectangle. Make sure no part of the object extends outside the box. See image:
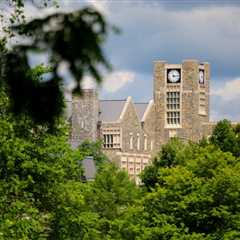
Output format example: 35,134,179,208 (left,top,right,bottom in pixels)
0,86,82,239
49,163,138,239
210,119,240,157
48,181,102,240
141,138,194,189
1,1,114,124
87,164,138,219
78,140,109,168
0,87,138,239
235,123,240,135
139,140,240,239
